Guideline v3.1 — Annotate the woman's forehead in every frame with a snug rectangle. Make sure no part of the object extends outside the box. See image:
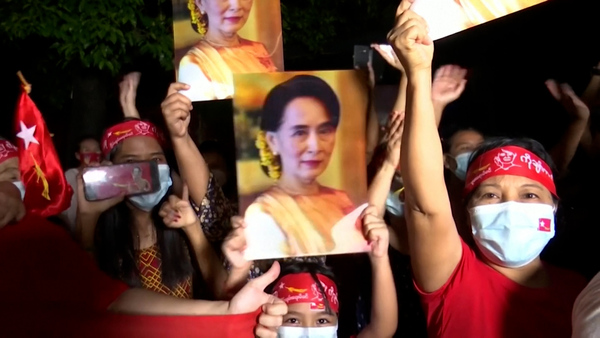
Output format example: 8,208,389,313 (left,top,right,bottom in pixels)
118,136,163,155
478,175,547,191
